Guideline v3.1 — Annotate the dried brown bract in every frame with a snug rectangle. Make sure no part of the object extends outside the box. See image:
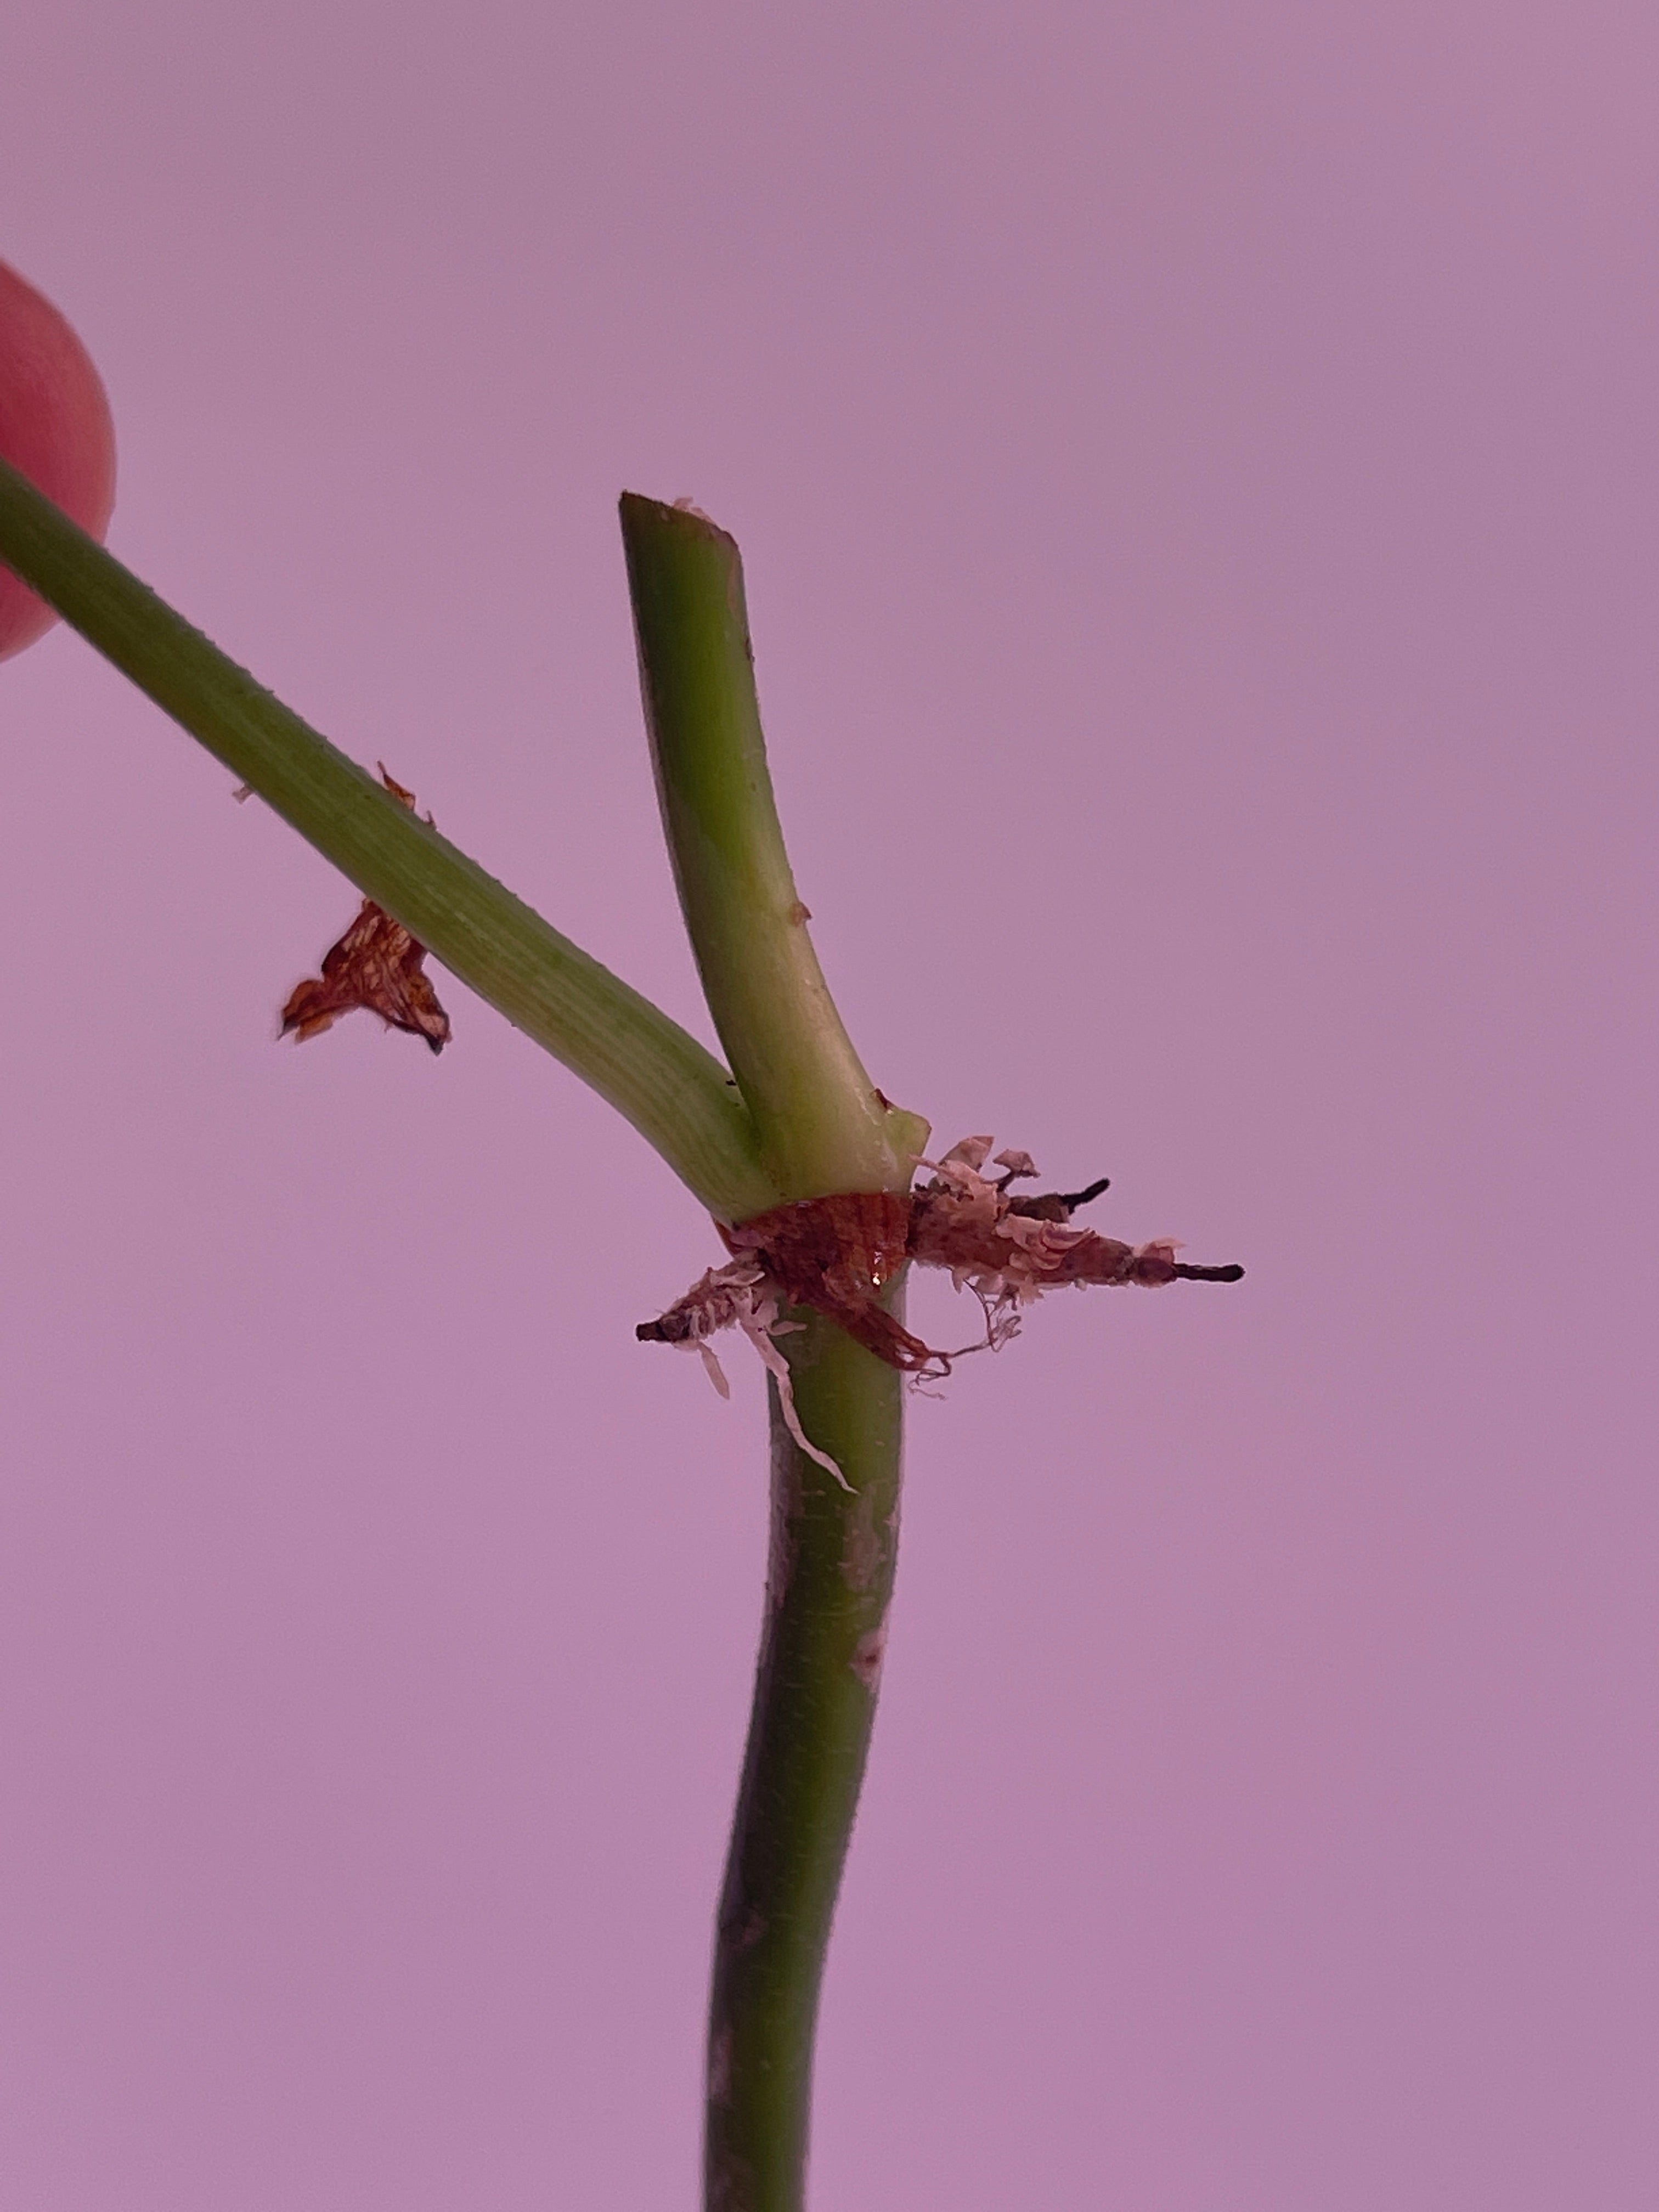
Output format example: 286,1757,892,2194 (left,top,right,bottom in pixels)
635,1257,854,1487
279,768,452,1053
639,1134,1243,1402
909,1137,1182,1303
721,1191,931,1373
